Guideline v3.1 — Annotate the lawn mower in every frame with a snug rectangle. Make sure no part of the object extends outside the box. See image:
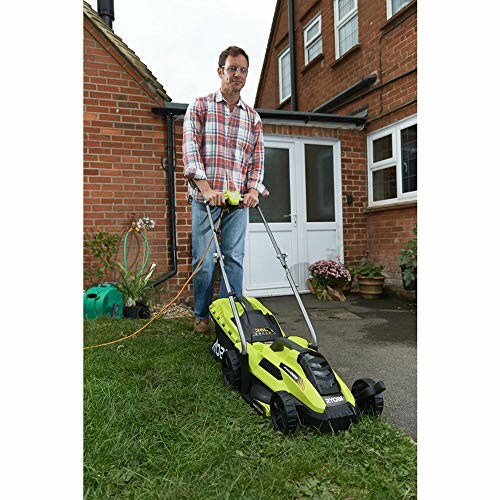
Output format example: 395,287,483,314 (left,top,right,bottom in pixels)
208,192,385,434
